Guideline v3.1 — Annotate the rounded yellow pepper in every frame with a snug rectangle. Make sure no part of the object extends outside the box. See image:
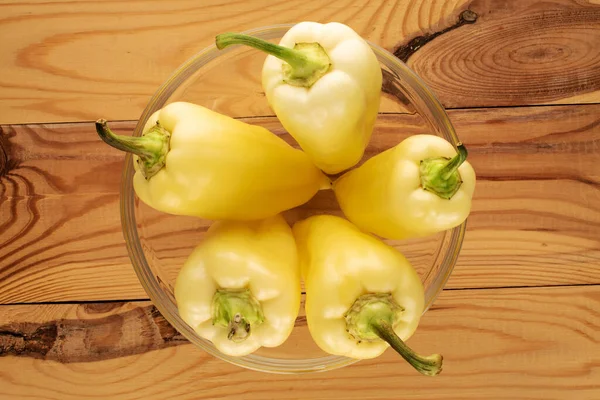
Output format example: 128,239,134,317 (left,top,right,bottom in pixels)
96,102,329,220
293,215,442,375
175,215,301,356
216,22,382,174
334,134,476,239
